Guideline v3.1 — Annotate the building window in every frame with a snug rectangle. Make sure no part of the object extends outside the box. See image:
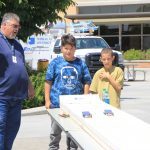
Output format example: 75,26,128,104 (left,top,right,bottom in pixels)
103,37,119,48
121,4,142,13
78,4,145,15
100,5,120,13
143,36,150,49
78,5,120,14
100,25,119,35
143,24,150,34
99,24,142,50
78,6,100,14
143,4,150,12
122,24,141,35
122,36,141,50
